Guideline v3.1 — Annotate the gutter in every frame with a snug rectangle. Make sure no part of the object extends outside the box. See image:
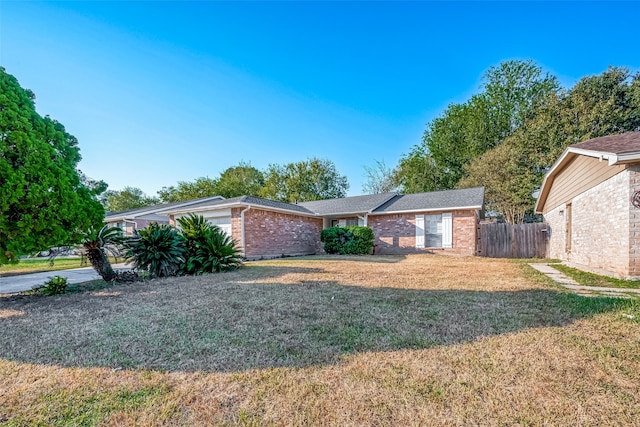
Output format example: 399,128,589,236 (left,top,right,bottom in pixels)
368,205,483,215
